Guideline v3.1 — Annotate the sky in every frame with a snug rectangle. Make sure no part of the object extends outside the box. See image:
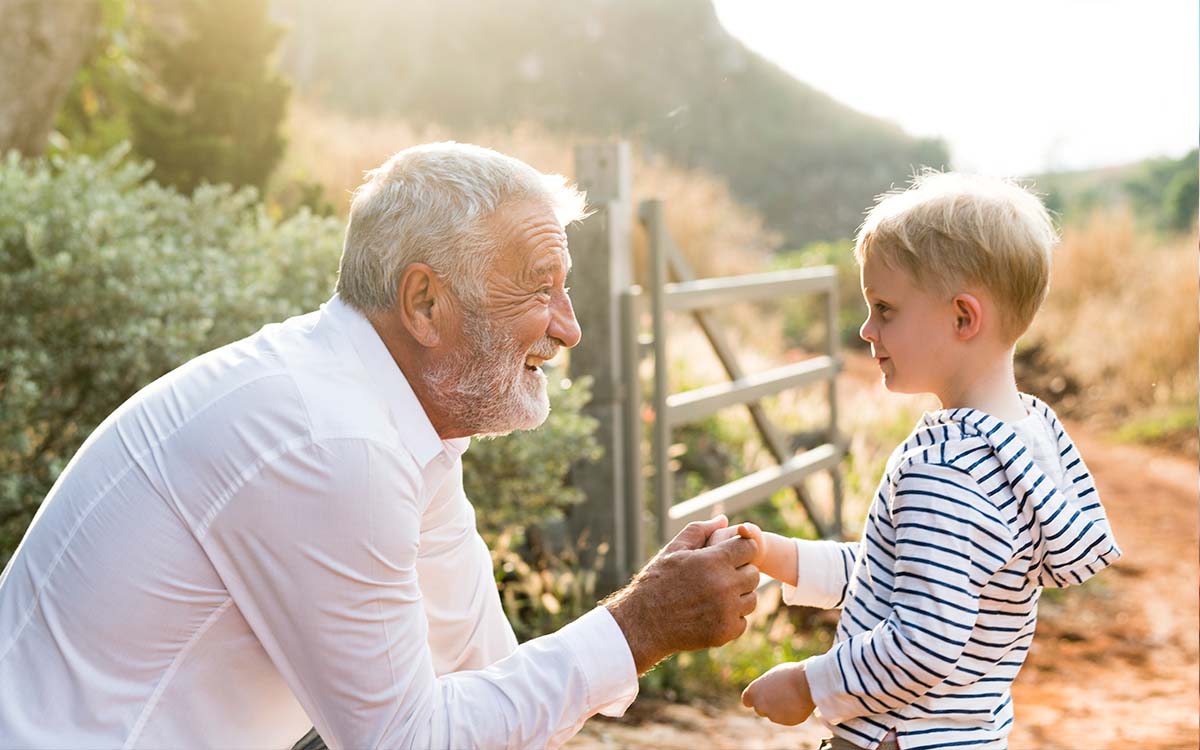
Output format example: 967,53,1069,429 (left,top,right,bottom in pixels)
713,0,1198,176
